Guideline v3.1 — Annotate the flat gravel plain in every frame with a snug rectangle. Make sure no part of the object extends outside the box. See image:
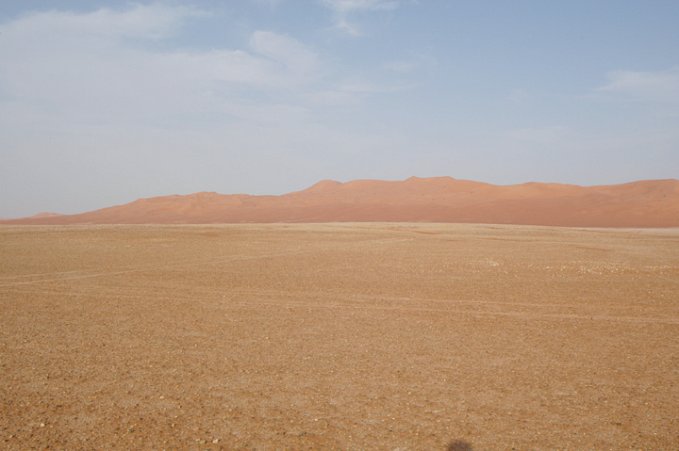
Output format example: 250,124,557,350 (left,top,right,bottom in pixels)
1,224,678,449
